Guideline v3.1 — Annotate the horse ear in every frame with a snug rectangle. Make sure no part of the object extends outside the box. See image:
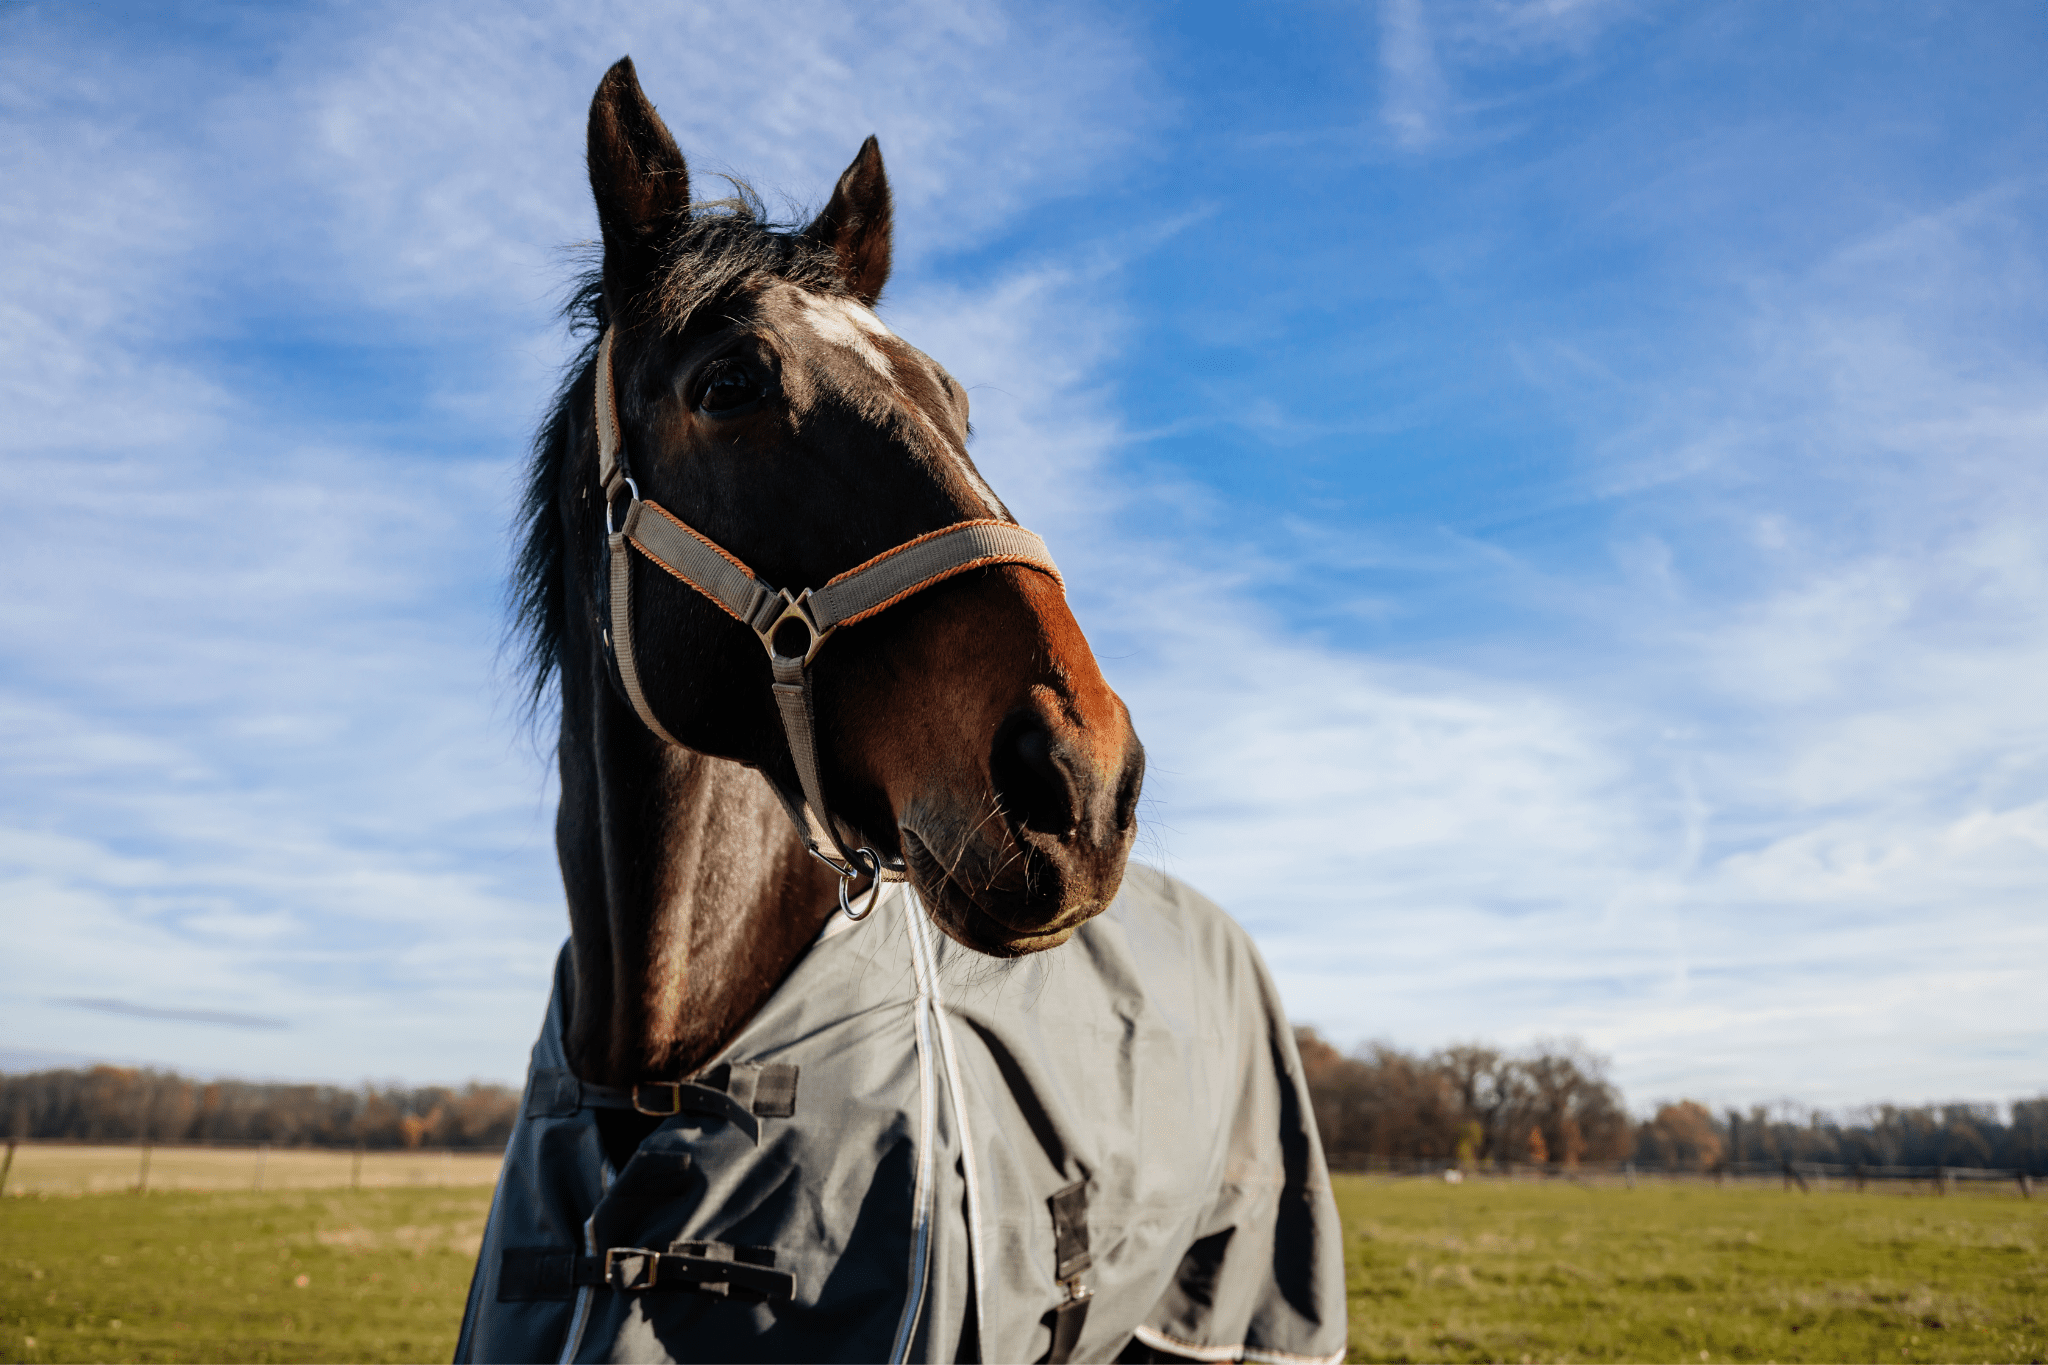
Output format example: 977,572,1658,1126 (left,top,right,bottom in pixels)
804,136,892,307
587,57,690,288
